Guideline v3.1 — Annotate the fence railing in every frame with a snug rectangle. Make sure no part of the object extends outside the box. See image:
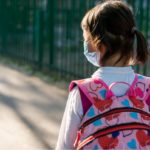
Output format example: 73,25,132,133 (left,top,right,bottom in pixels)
0,0,149,80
